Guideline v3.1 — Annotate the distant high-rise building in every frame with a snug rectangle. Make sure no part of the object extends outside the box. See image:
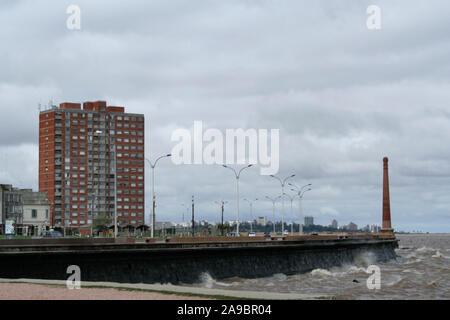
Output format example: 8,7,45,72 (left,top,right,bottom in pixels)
347,222,358,231
331,219,338,229
256,216,266,226
39,101,145,230
304,216,314,226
